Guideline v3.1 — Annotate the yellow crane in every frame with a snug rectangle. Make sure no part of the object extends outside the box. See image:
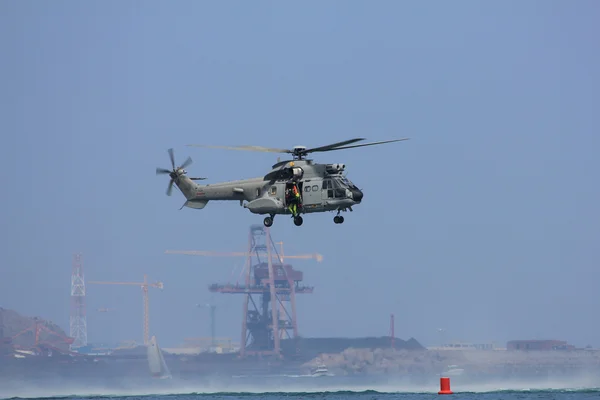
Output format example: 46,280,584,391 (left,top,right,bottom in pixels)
164,241,323,263
88,274,163,346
